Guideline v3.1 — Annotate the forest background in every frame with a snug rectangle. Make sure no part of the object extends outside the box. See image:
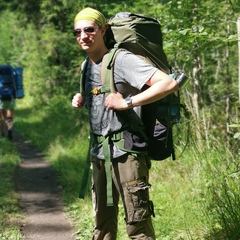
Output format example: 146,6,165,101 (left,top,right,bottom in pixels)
0,0,239,239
